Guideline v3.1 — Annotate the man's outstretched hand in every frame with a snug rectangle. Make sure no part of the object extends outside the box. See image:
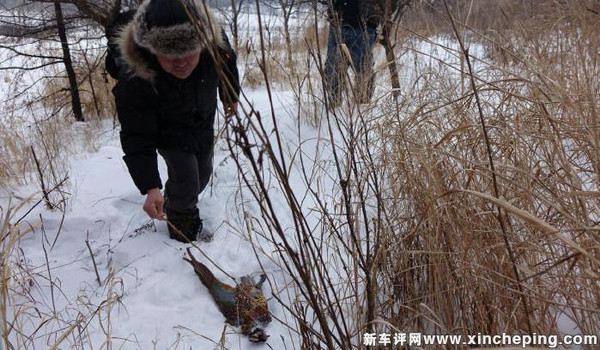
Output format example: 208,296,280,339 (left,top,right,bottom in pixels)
144,188,165,220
